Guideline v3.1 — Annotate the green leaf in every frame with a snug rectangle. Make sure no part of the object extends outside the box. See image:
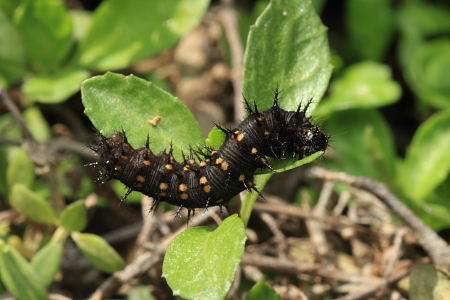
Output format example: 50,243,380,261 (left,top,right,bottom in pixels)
127,285,156,300
13,0,73,72
0,242,48,300
162,215,247,300
397,1,450,78
410,265,450,300
315,62,402,117
81,72,204,160
399,109,450,201
397,1,450,39
243,0,332,113
0,8,27,87
7,148,35,190
0,0,20,17
23,68,90,103
345,0,394,61
204,126,226,150
324,109,396,182
59,200,87,232
407,39,450,109
71,232,125,273
420,176,450,230
23,106,51,142
10,184,58,225
78,0,209,71
246,281,282,300
256,150,324,175
30,240,64,287
311,0,326,15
